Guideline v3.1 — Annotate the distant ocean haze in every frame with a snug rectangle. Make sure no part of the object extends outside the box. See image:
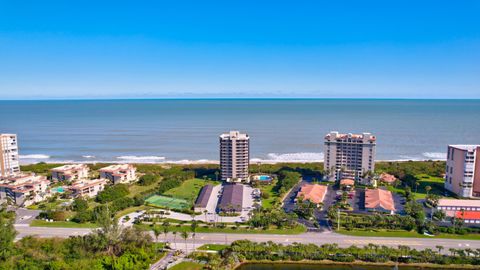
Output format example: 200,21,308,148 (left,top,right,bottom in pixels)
1,99,479,164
